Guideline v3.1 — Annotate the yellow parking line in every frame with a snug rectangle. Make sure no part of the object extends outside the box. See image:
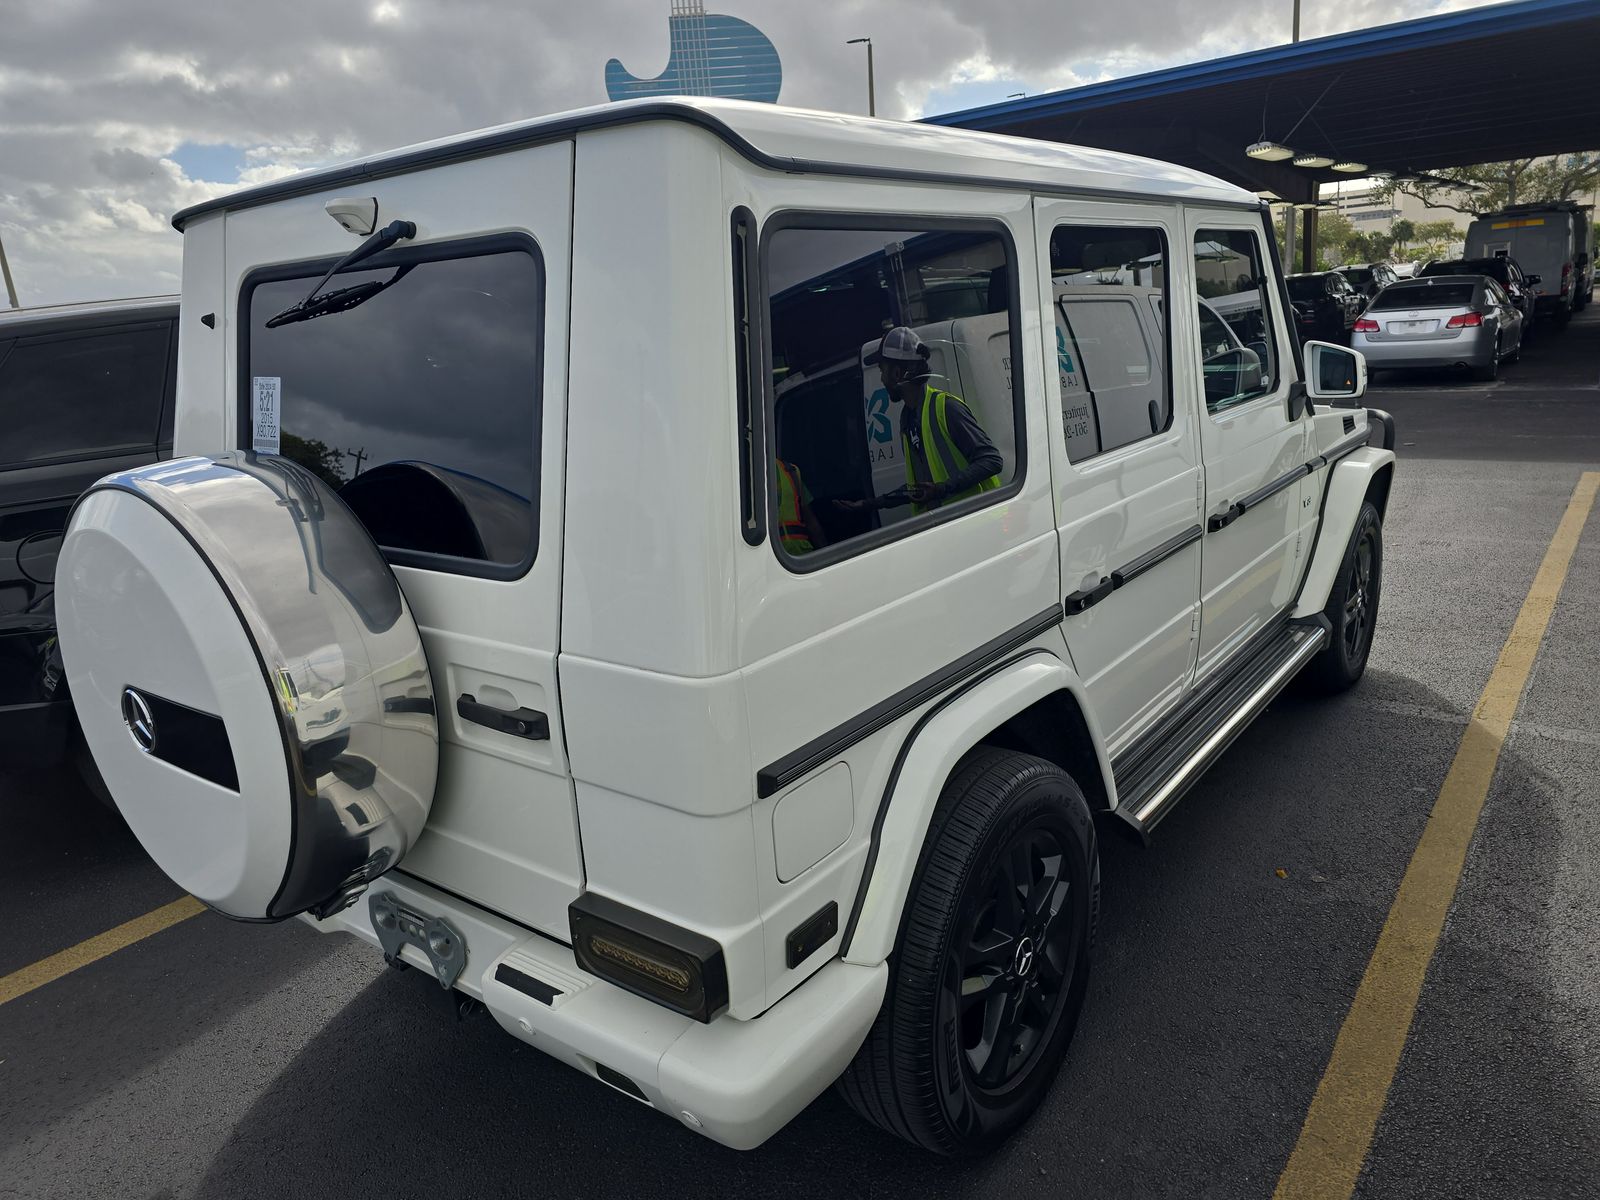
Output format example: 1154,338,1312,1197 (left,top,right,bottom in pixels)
1275,470,1600,1200
0,895,206,1008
